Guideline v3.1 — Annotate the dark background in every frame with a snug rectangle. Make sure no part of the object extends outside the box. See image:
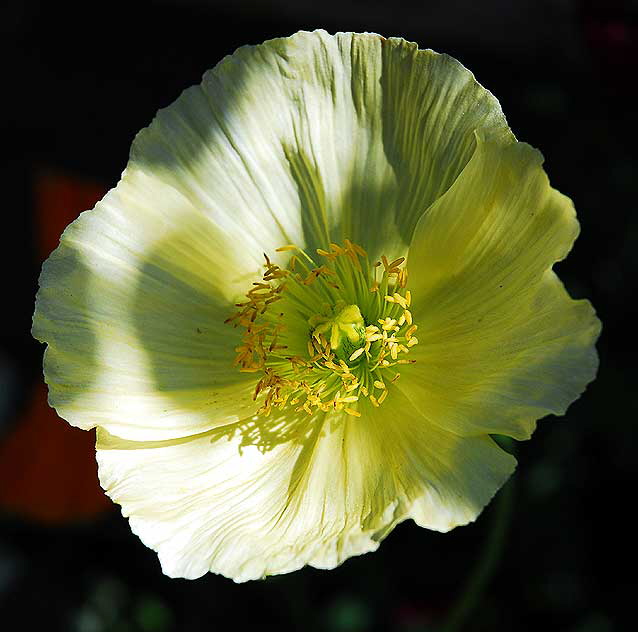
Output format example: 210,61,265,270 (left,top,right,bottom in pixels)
1,0,636,630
